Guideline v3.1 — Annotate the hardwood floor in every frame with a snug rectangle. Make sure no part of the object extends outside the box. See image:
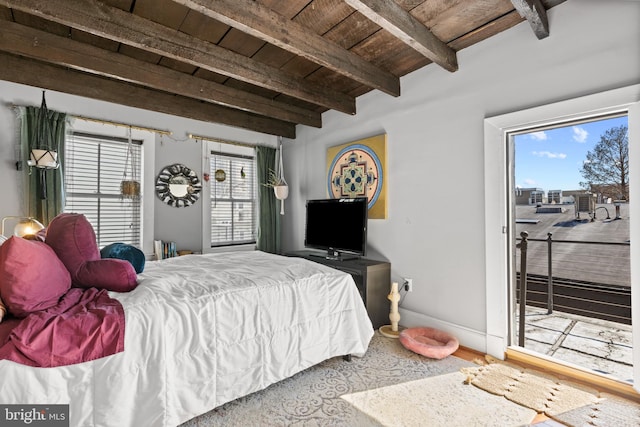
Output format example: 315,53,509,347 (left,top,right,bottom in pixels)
452,345,485,363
